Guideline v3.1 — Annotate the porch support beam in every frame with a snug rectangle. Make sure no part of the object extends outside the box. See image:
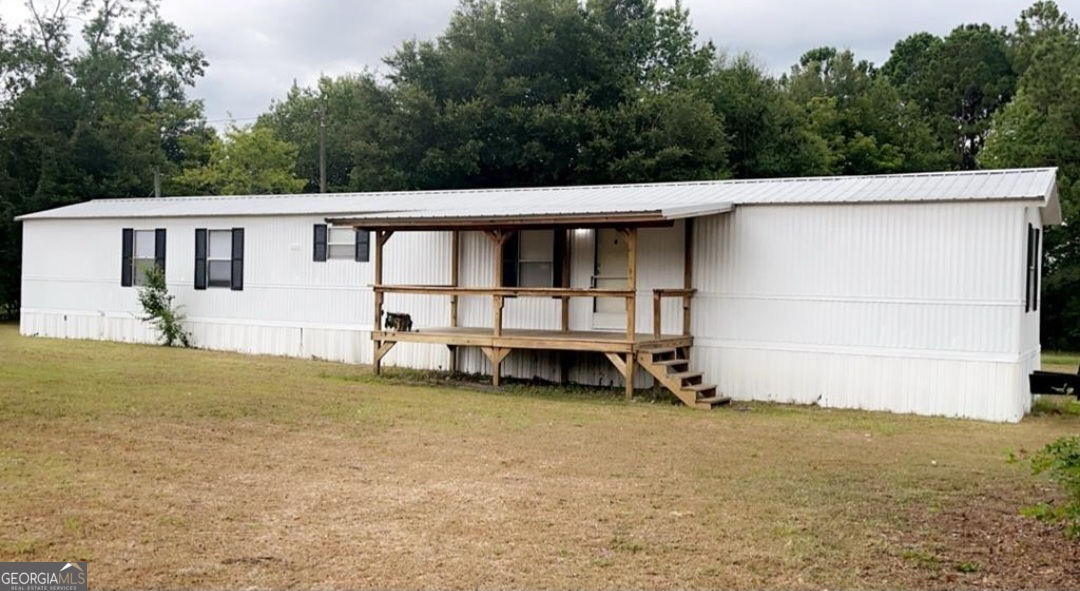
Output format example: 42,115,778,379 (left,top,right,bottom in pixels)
374,340,397,368
449,230,460,372
372,229,394,375
481,346,511,387
604,352,627,377
623,227,638,400
623,228,638,342
683,218,694,336
486,230,511,338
